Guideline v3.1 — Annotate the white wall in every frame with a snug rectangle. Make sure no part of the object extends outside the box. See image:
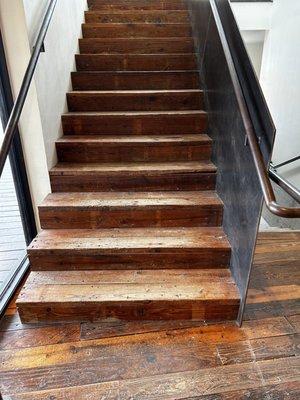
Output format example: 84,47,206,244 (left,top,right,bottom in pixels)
232,0,300,229
0,0,50,229
231,2,272,31
0,0,87,229
23,0,88,169
260,0,300,188
241,30,266,78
